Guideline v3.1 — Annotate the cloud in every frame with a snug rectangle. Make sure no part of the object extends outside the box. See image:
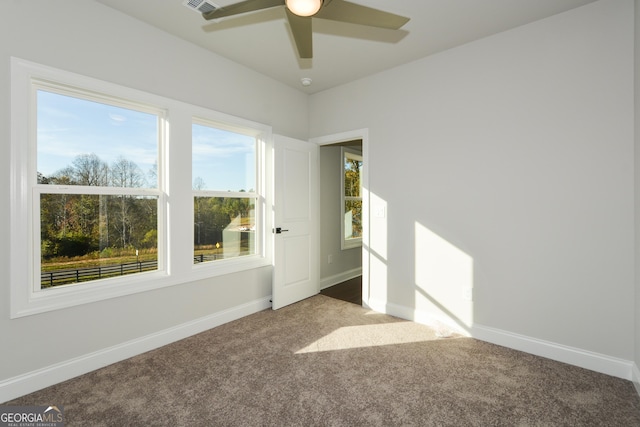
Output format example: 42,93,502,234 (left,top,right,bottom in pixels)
109,113,127,124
